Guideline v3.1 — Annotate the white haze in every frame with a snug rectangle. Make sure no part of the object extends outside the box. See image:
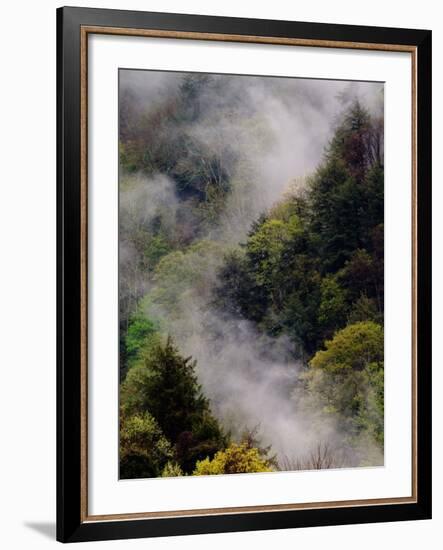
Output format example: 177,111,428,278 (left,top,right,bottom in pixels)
120,70,384,468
